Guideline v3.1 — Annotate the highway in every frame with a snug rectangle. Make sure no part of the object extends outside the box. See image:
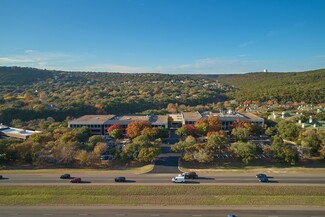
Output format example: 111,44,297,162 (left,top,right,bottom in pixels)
0,206,324,217
0,173,324,185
